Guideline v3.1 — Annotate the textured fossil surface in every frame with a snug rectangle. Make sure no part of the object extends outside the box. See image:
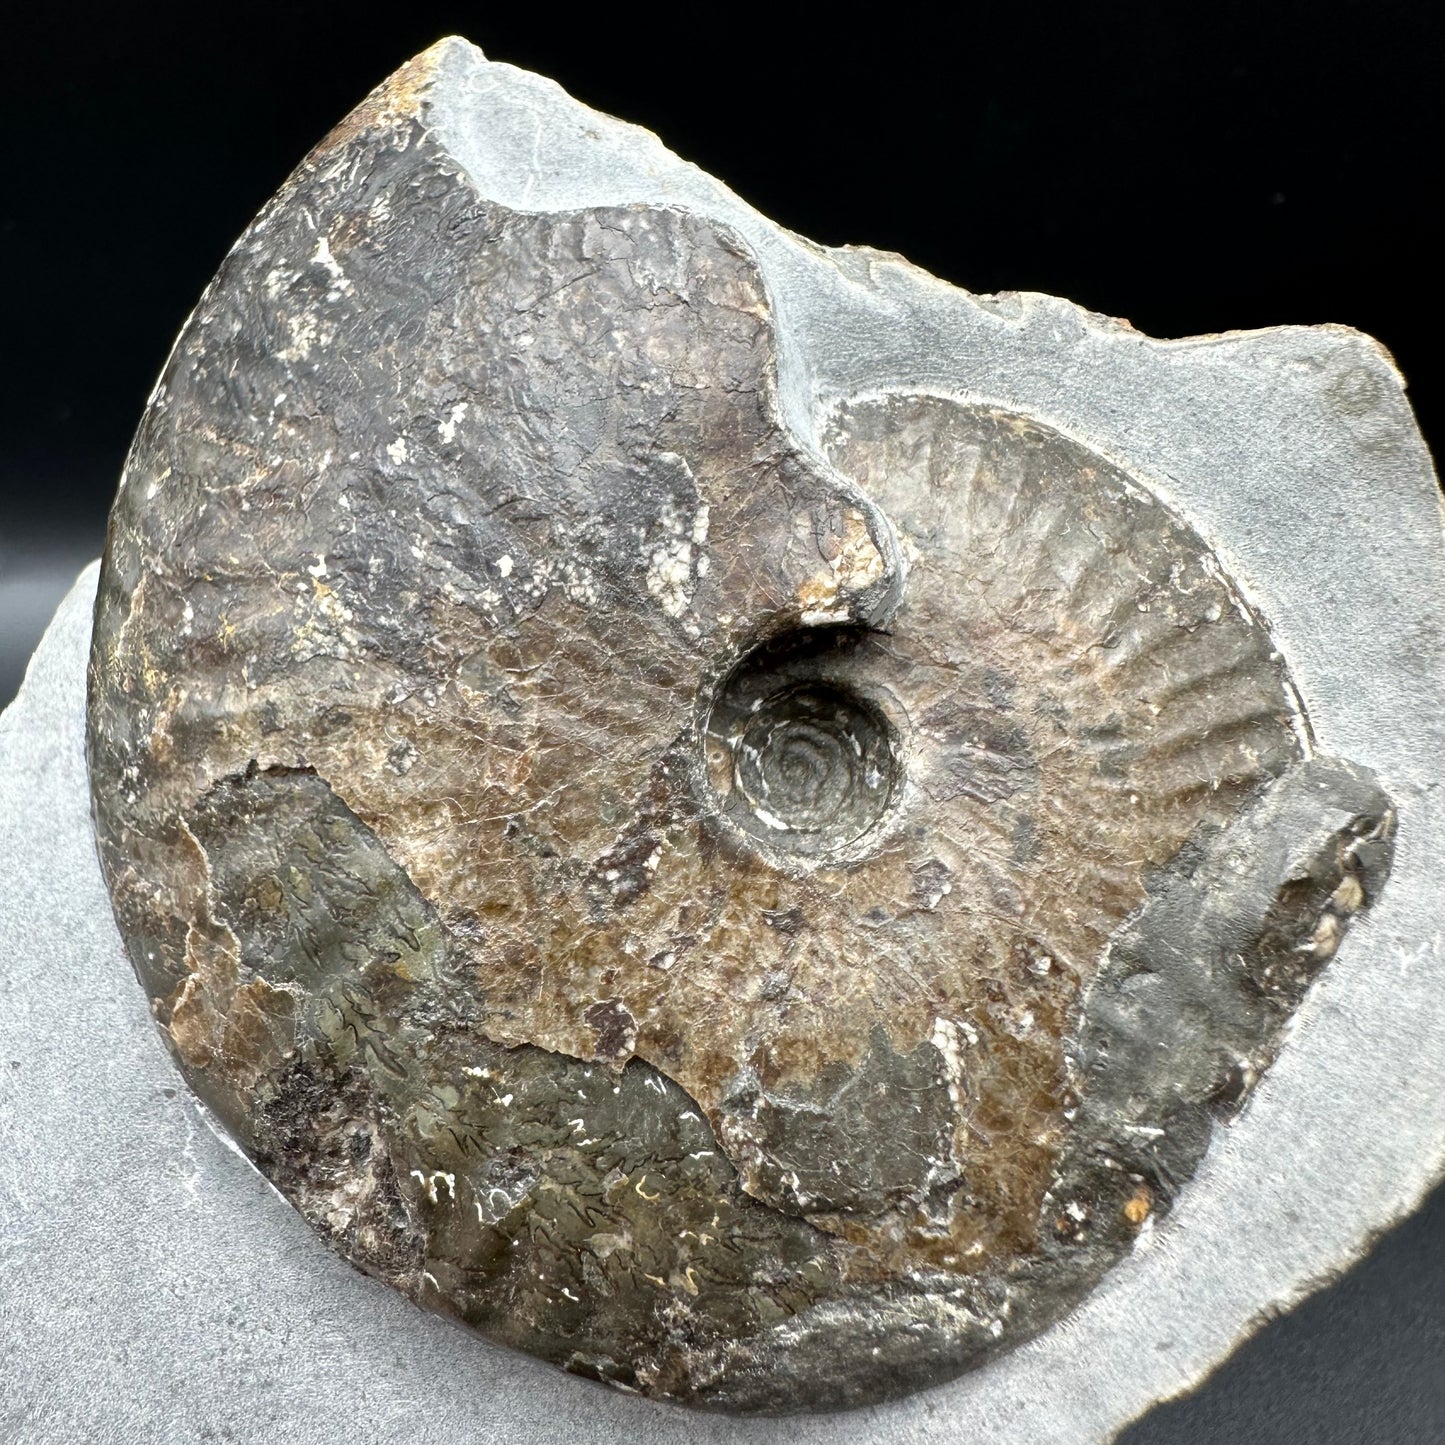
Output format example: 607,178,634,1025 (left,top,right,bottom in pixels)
87,41,1396,1412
